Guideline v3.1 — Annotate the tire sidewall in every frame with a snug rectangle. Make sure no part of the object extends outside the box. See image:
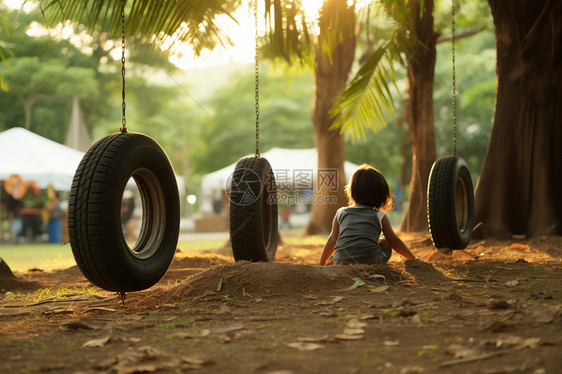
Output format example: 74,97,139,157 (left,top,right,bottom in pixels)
110,134,179,283
453,157,474,246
